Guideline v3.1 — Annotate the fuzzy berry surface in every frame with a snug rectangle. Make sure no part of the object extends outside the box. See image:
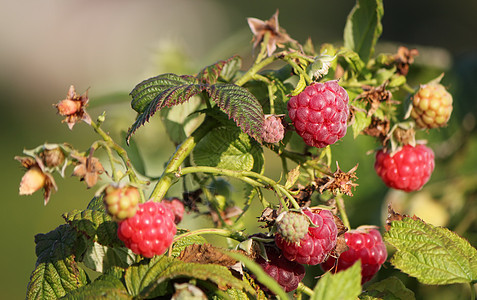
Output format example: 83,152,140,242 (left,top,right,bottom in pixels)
103,185,140,221
255,244,306,293
275,209,338,265
117,201,176,258
287,80,349,148
321,228,387,284
162,197,185,224
411,83,453,129
374,144,435,192
262,115,285,144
